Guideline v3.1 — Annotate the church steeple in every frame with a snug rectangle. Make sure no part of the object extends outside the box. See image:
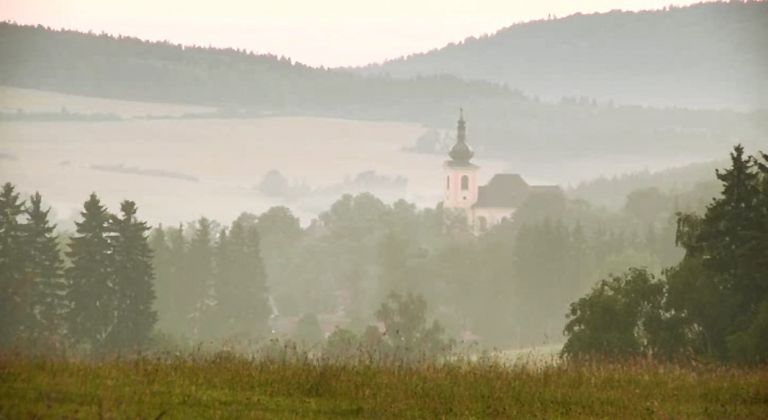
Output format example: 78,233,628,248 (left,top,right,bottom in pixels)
448,108,474,165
